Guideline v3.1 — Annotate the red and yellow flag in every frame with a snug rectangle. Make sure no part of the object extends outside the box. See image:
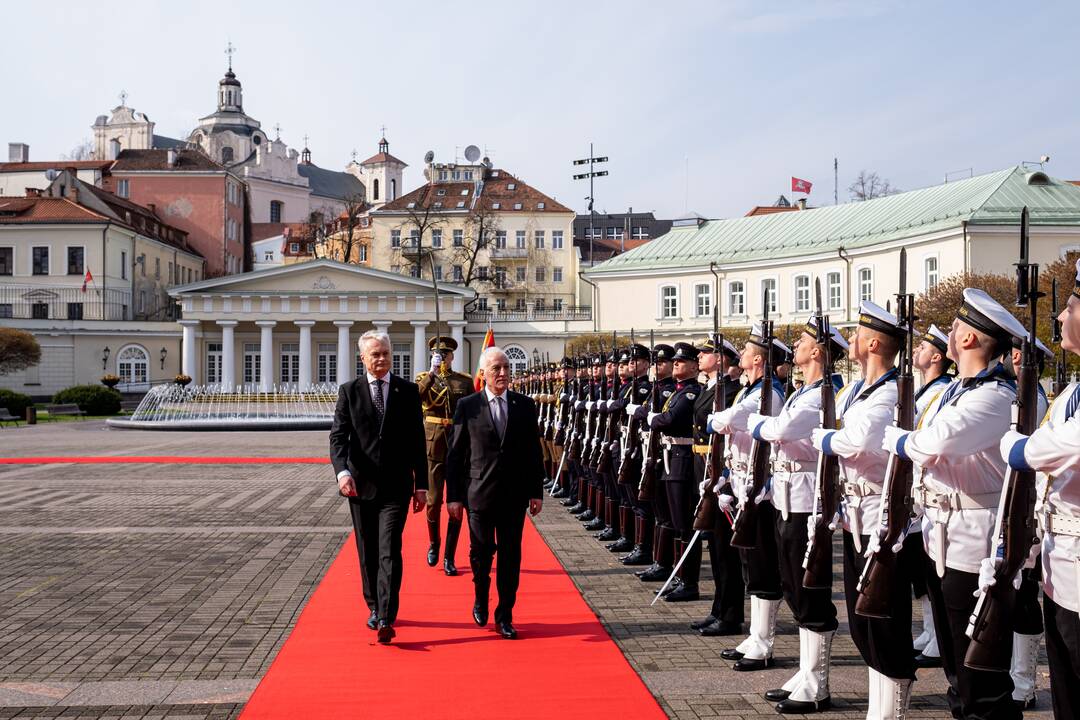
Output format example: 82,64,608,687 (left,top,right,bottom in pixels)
473,327,495,391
